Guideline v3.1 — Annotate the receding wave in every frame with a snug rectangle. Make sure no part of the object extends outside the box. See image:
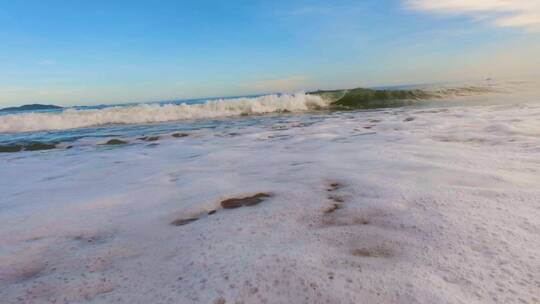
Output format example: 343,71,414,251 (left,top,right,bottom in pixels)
0,93,329,133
